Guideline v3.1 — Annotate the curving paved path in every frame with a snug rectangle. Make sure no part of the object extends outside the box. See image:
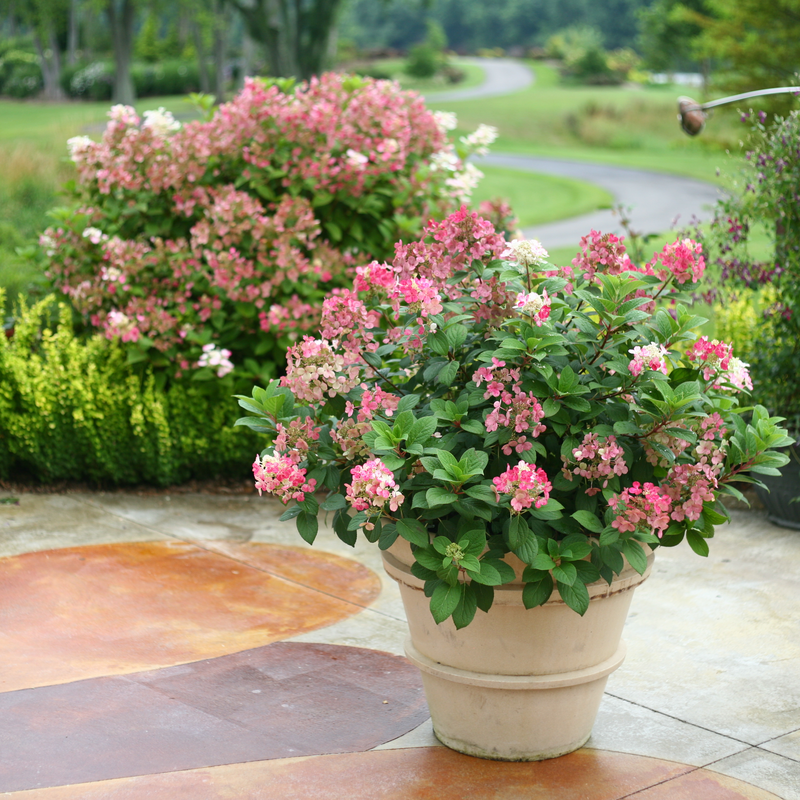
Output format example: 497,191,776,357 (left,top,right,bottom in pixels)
423,57,534,102
423,58,722,249
476,152,722,249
